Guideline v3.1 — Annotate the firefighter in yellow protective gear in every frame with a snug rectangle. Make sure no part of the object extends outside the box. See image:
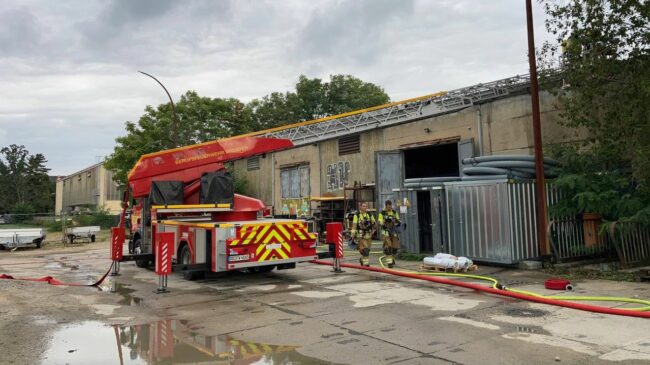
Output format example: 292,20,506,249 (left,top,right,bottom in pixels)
351,203,376,266
378,200,401,268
